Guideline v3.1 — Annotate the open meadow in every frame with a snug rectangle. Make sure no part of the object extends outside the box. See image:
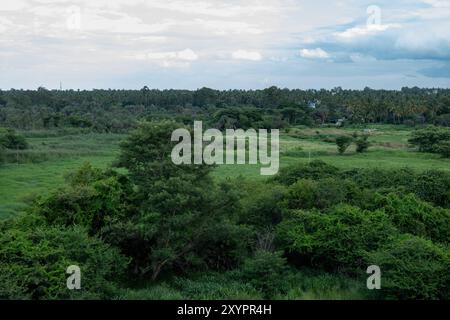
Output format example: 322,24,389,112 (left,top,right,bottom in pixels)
1,124,448,218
